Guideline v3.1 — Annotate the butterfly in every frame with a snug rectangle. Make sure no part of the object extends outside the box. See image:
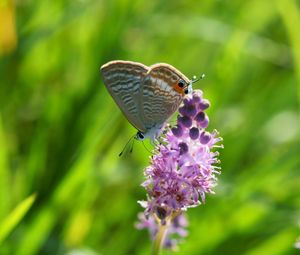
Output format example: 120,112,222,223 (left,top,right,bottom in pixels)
101,60,197,141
